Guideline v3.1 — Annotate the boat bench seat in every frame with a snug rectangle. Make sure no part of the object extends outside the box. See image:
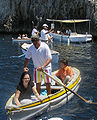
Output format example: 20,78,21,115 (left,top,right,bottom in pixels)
41,86,63,90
